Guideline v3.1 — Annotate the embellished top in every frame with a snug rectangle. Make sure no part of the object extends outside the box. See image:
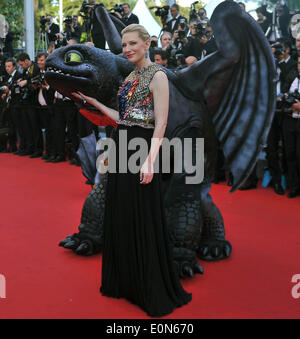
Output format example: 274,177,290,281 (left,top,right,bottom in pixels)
117,63,165,129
